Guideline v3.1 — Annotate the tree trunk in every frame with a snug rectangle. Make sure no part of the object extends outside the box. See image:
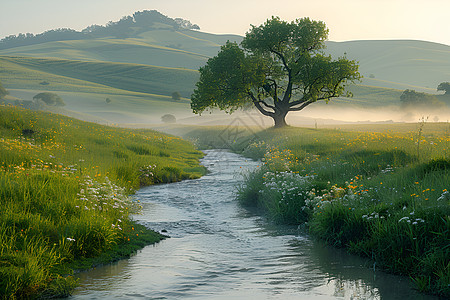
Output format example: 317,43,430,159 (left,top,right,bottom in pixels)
273,111,288,128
